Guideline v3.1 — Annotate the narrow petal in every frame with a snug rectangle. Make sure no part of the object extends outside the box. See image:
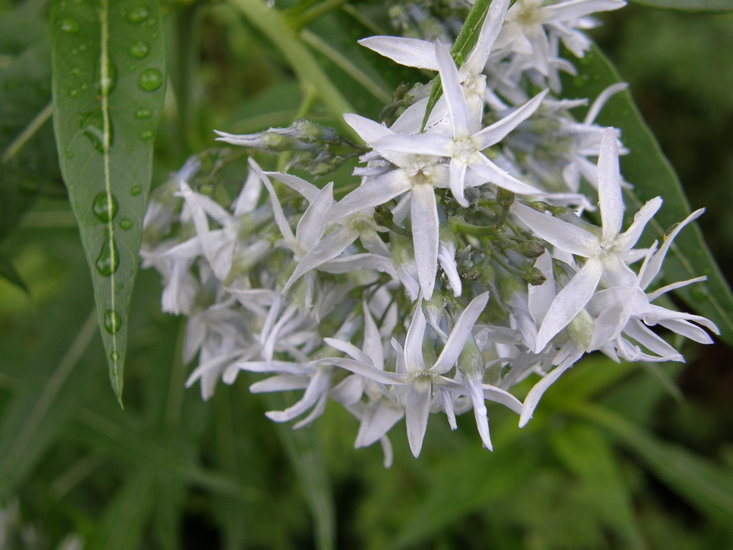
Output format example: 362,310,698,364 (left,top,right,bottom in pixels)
295,182,333,251
284,227,357,291
266,369,330,422
405,380,432,457
535,258,603,352
639,208,704,289
411,184,440,299
266,171,320,203
358,36,439,71
404,302,428,373
433,292,490,374
449,159,469,207
355,402,404,448
466,377,492,450
598,128,624,241
470,157,543,195
473,89,548,149
362,302,385,370
615,197,663,251
376,133,452,157
329,172,411,222
519,360,577,428
542,0,626,23
511,202,598,257
343,113,392,145
435,42,470,137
